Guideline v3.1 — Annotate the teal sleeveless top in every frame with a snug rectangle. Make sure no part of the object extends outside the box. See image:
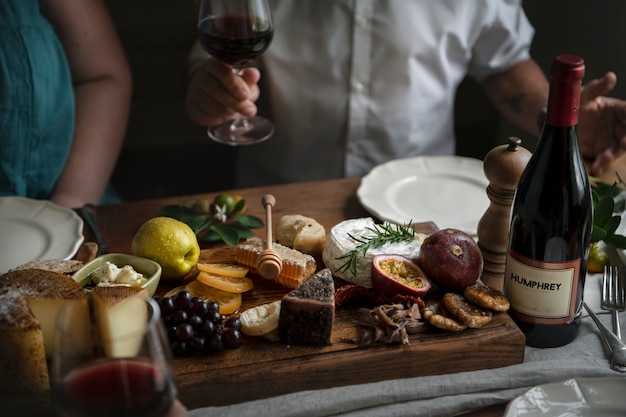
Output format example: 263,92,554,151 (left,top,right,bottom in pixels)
0,0,75,200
